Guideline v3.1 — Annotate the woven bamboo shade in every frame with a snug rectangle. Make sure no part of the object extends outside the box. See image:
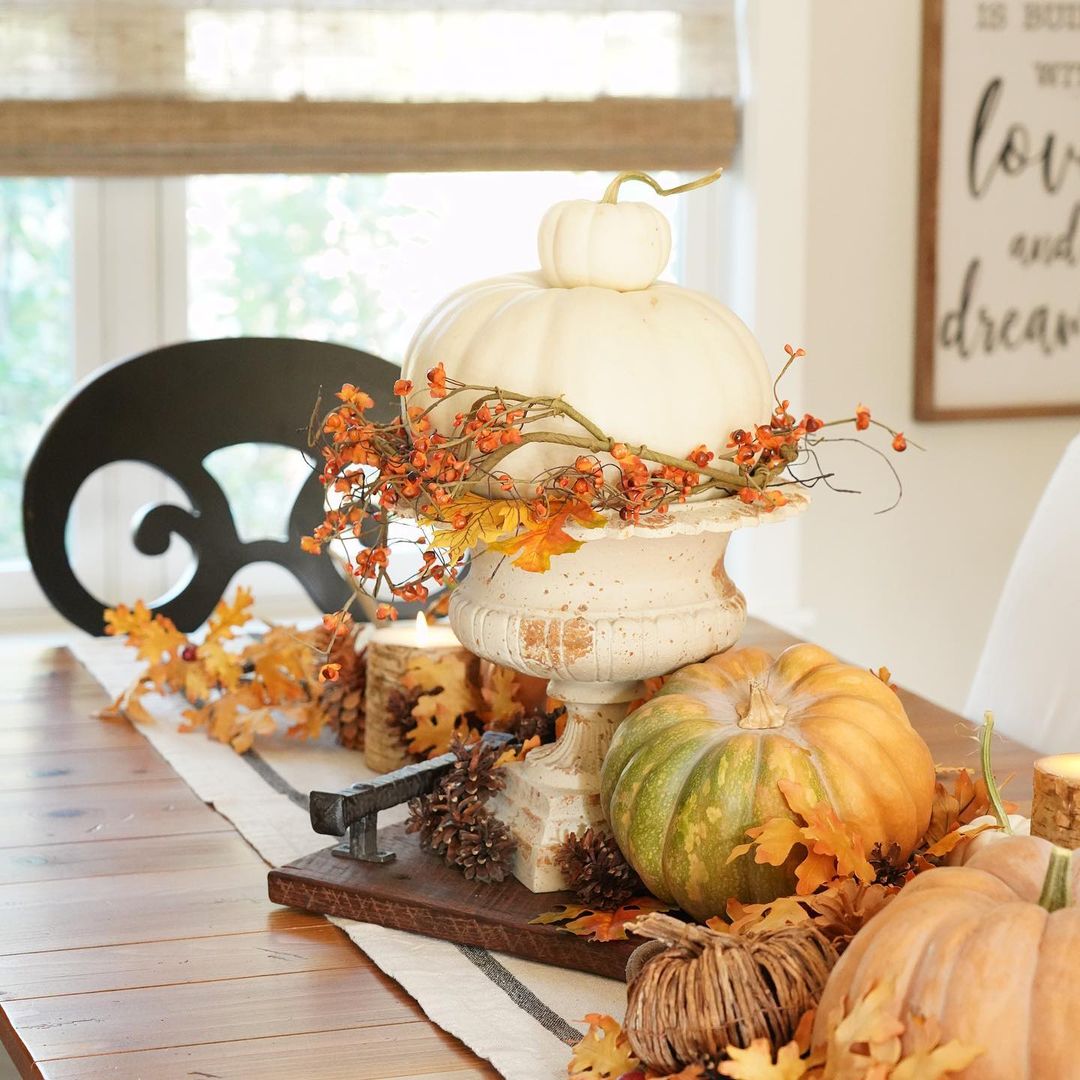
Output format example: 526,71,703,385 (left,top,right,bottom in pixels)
0,0,738,175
